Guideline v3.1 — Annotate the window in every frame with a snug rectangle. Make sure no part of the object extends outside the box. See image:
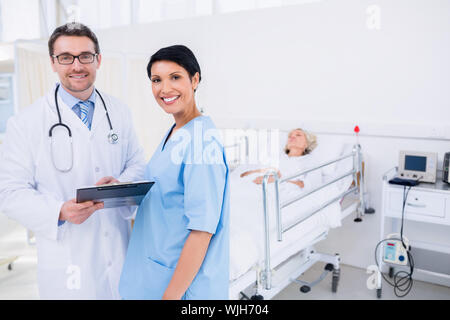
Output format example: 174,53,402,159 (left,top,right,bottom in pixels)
0,0,321,40
215,0,257,14
136,0,213,23
215,0,319,13
76,0,132,29
0,0,40,42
